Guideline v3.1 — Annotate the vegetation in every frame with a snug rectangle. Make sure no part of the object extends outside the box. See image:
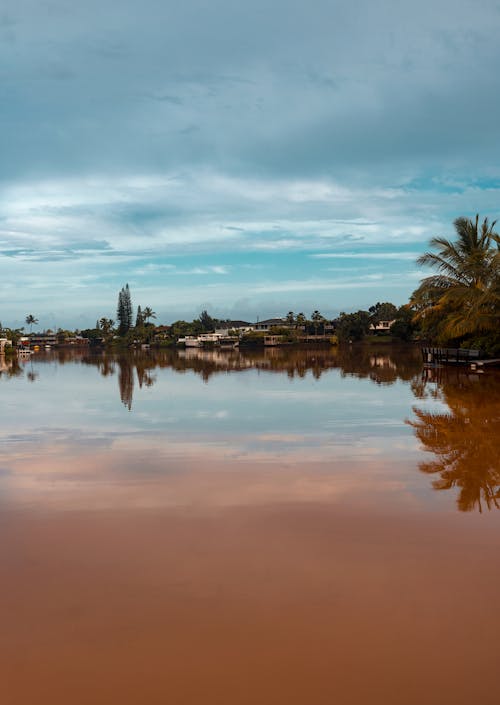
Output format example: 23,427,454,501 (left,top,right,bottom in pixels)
410,215,500,352
4,222,499,355
369,301,398,324
25,314,38,332
116,284,133,335
336,310,371,342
